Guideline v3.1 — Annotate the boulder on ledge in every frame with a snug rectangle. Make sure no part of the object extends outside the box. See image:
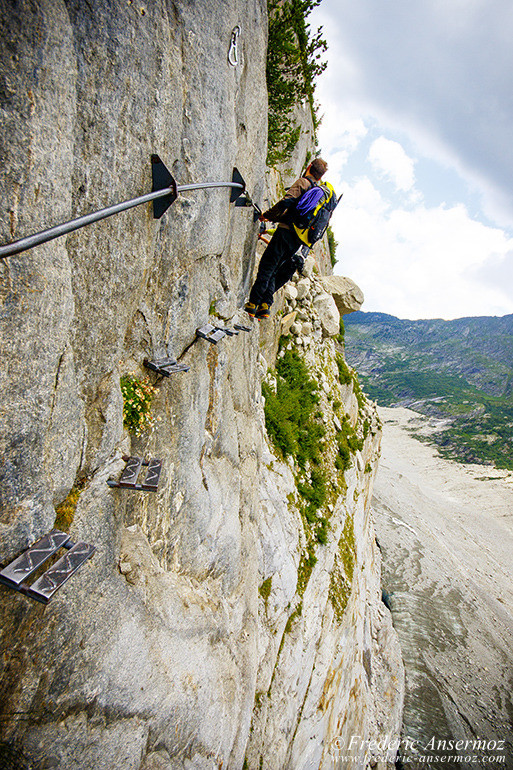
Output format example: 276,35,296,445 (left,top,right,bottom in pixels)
318,275,364,315
313,292,340,336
